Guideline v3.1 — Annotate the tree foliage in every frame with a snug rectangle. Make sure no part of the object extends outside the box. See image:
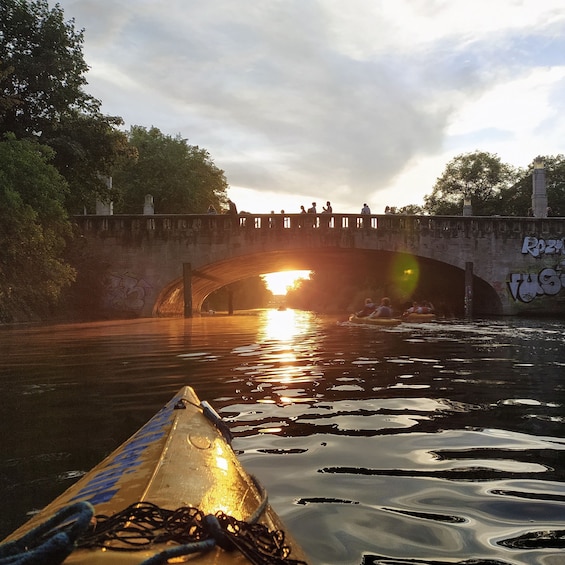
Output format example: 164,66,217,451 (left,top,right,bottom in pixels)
48,111,134,213
205,277,272,312
397,204,424,215
113,126,229,214
499,154,565,216
0,0,92,134
0,0,132,212
424,151,519,215
0,134,75,322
